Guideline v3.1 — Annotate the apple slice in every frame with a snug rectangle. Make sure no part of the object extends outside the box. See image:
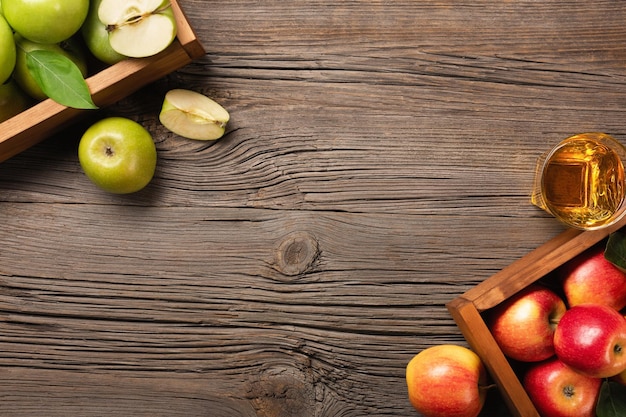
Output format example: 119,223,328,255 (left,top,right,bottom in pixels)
98,0,177,58
159,89,230,140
